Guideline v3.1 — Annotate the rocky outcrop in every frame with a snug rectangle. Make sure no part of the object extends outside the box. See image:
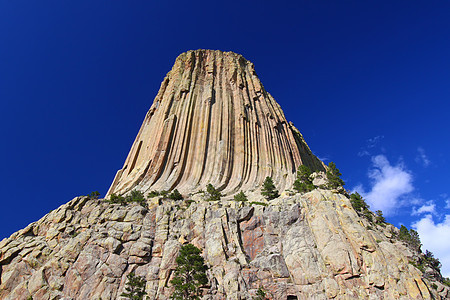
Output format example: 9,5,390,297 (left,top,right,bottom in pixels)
107,50,324,197
1,191,448,299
